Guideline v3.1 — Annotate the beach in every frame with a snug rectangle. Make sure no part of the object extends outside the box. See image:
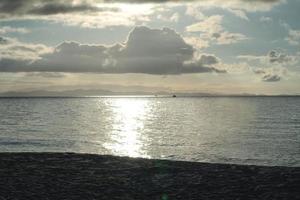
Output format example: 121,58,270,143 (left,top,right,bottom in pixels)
0,153,299,200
